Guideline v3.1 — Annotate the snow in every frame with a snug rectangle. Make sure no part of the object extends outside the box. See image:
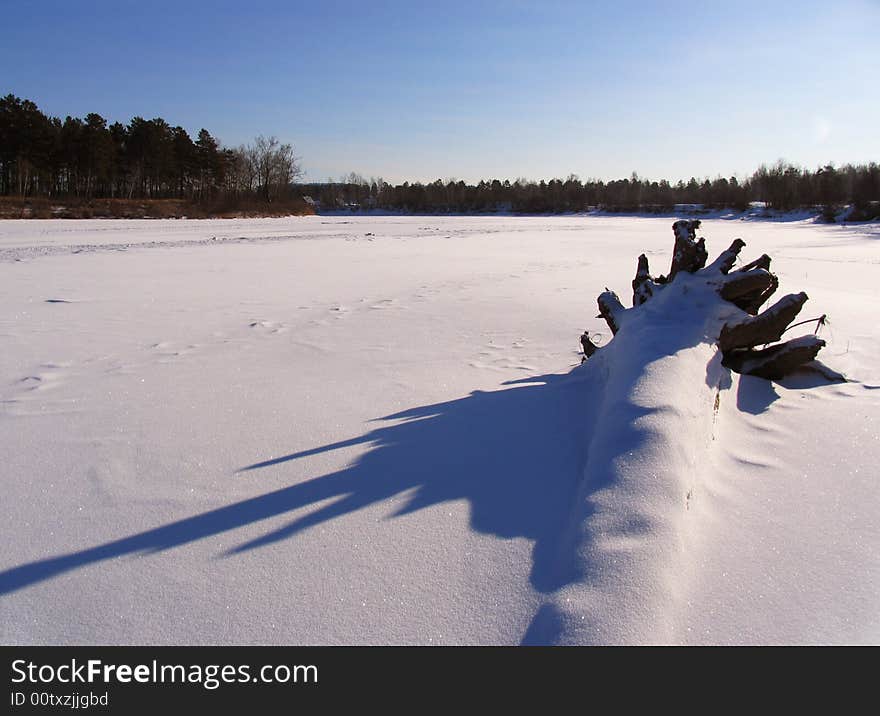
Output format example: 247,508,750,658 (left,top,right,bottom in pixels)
0,215,877,645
